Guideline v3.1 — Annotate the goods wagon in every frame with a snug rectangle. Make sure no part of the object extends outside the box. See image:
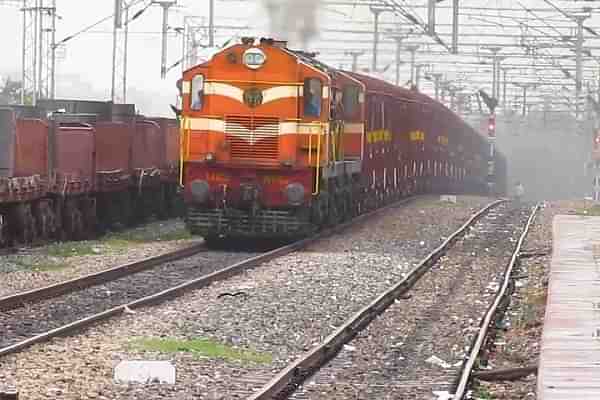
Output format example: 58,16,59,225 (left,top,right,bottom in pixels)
177,37,504,242
0,100,181,246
